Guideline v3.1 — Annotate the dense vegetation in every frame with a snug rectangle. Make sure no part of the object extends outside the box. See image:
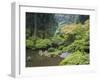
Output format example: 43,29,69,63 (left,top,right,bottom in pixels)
60,50,89,65
26,12,90,66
